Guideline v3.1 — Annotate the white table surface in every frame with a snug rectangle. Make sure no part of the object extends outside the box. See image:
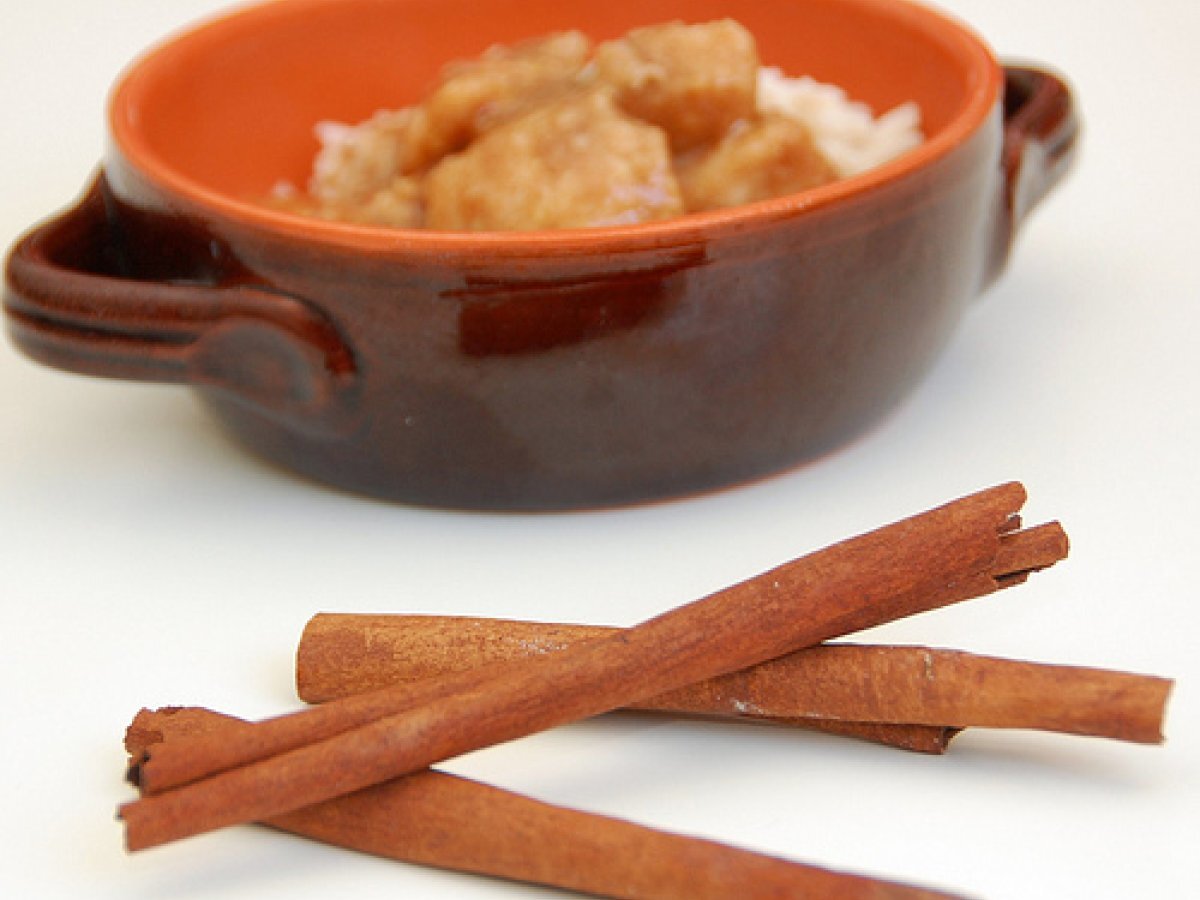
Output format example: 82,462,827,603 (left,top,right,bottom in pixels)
2,1,1196,897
